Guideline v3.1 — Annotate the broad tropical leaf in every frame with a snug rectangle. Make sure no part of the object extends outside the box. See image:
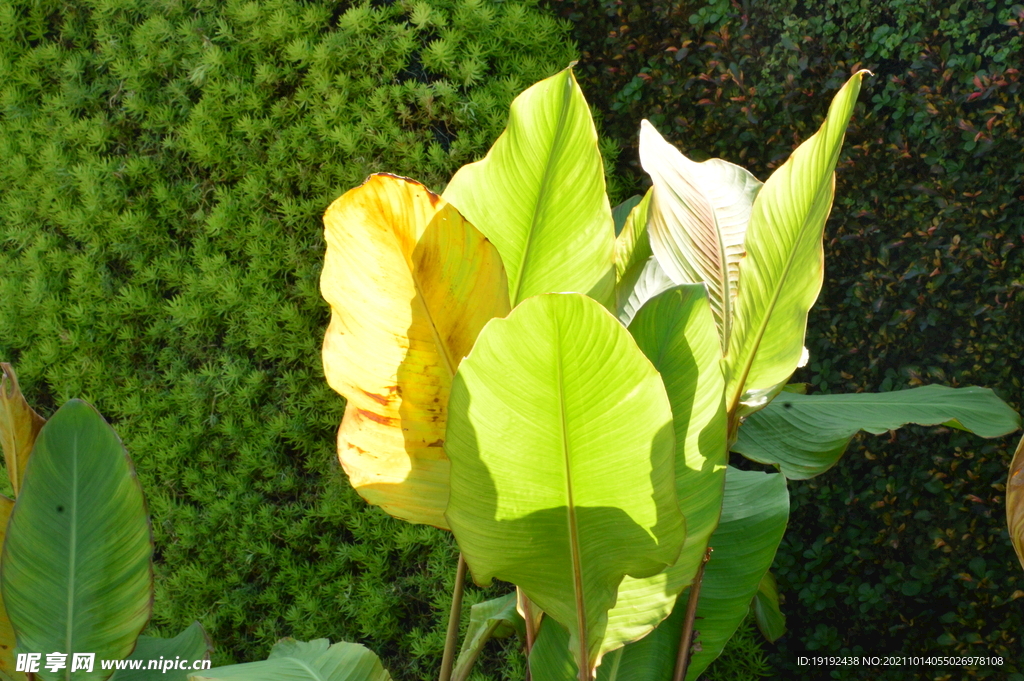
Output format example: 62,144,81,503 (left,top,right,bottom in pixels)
442,66,615,307
751,571,786,643
0,363,45,497
189,640,391,681
321,173,510,528
445,293,685,677
532,468,787,680
0,495,26,681
733,385,1022,479
724,71,867,414
598,285,727,651
452,593,522,681
110,622,212,681
639,123,762,350
684,467,789,680
1008,433,1024,572
1,400,153,681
